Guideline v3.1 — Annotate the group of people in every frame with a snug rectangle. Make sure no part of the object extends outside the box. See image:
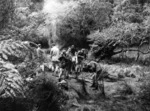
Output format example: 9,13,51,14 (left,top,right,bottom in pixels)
36,43,105,90
49,44,87,82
